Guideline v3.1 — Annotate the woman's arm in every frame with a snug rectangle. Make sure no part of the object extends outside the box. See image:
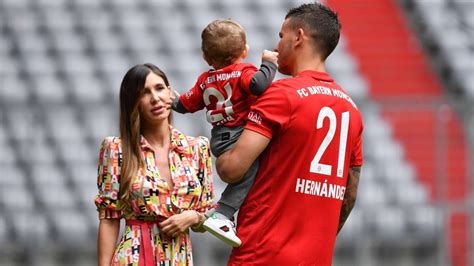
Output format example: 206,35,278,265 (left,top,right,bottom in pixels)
160,210,203,237
97,218,120,266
